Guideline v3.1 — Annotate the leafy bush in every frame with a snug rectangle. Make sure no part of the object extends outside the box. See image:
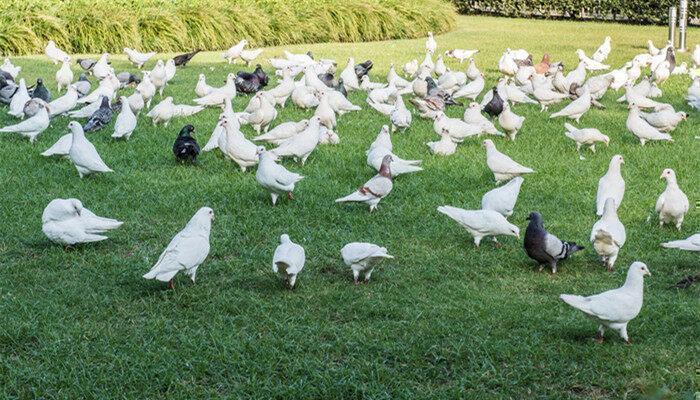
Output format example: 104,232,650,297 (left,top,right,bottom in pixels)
0,0,456,55
452,0,699,25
